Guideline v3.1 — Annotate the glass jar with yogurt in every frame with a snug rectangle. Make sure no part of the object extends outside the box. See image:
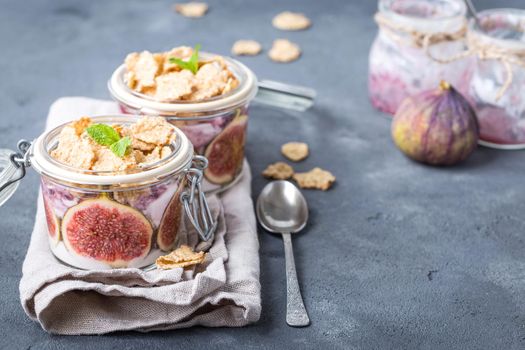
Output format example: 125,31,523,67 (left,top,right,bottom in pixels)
0,115,216,270
108,49,258,193
369,0,471,115
466,9,525,149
